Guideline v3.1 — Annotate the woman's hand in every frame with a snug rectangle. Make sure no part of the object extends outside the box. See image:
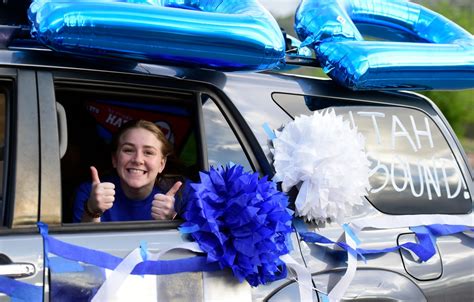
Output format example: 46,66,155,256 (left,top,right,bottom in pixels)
151,181,182,220
87,166,116,214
